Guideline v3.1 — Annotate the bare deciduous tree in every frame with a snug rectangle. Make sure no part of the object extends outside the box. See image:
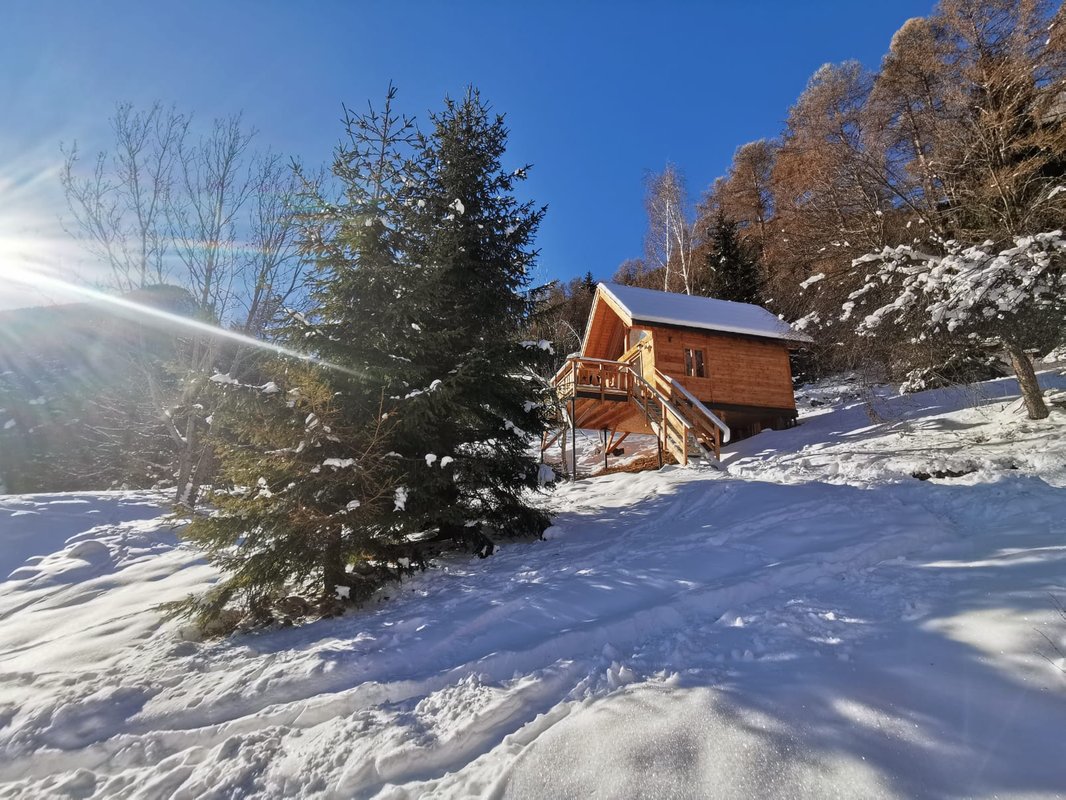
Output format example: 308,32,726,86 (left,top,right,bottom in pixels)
61,103,189,291
61,103,310,507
